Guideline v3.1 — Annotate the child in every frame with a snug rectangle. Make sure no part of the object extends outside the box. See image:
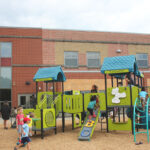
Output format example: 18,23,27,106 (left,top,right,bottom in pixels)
16,107,24,143
14,117,31,150
139,87,148,108
28,112,35,136
87,85,100,120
